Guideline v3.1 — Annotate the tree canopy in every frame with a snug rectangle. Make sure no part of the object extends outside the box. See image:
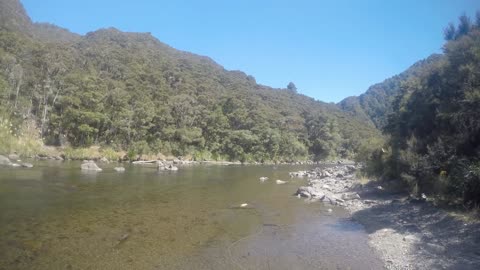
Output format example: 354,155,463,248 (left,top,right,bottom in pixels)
360,13,480,205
